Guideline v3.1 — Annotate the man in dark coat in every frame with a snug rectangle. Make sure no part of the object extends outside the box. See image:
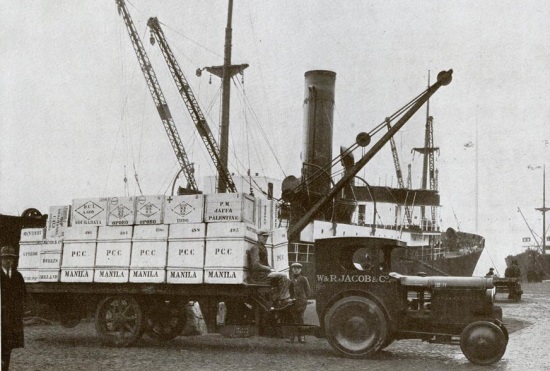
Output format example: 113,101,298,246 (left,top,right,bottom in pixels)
1,246,26,371
288,262,310,343
505,260,521,279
